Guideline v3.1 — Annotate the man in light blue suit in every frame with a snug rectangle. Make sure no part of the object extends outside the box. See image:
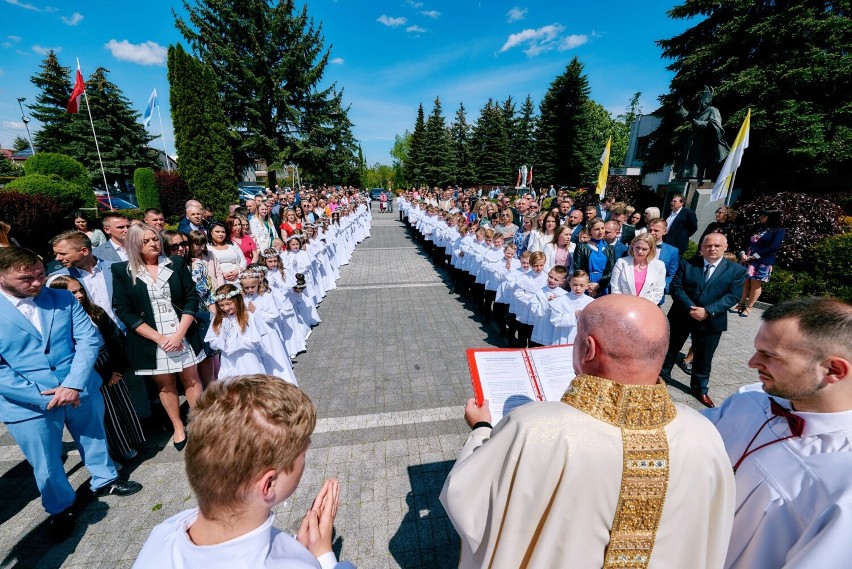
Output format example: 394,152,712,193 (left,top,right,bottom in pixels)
0,248,141,541
648,219,681,305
